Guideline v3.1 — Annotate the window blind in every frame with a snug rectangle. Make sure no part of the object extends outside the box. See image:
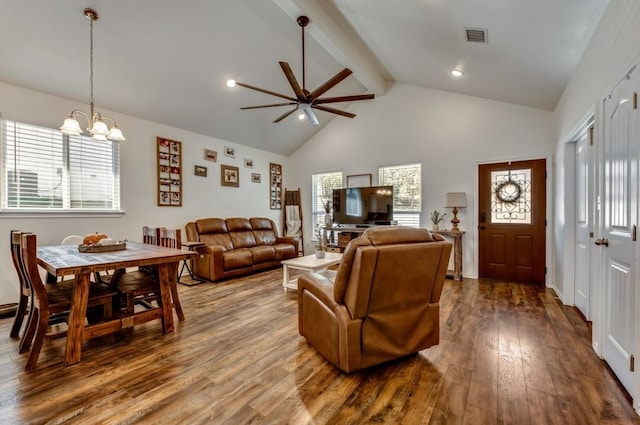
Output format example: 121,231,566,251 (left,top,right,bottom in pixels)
1,119,120,211
311,171,342,233
379,163,422,228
